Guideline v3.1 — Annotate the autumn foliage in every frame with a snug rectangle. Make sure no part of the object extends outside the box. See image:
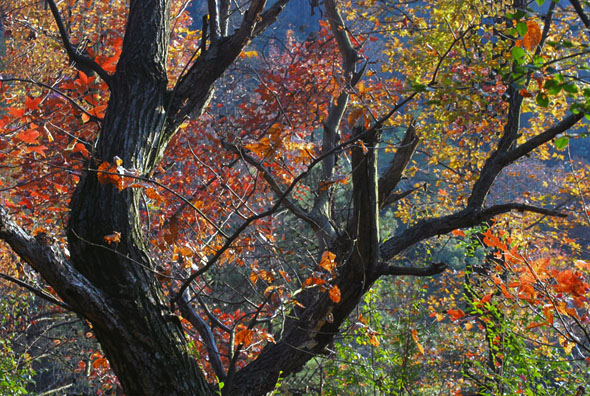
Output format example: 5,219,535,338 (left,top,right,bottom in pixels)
0,0,590,394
